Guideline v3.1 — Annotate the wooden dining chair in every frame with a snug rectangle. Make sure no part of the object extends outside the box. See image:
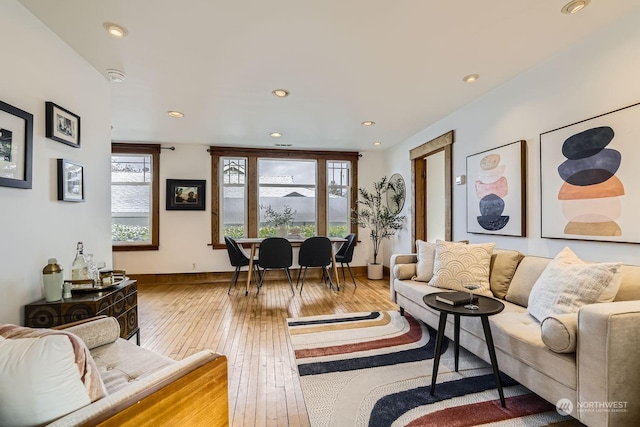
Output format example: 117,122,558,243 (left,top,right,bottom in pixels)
257,237,295,296
297,236,335,294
